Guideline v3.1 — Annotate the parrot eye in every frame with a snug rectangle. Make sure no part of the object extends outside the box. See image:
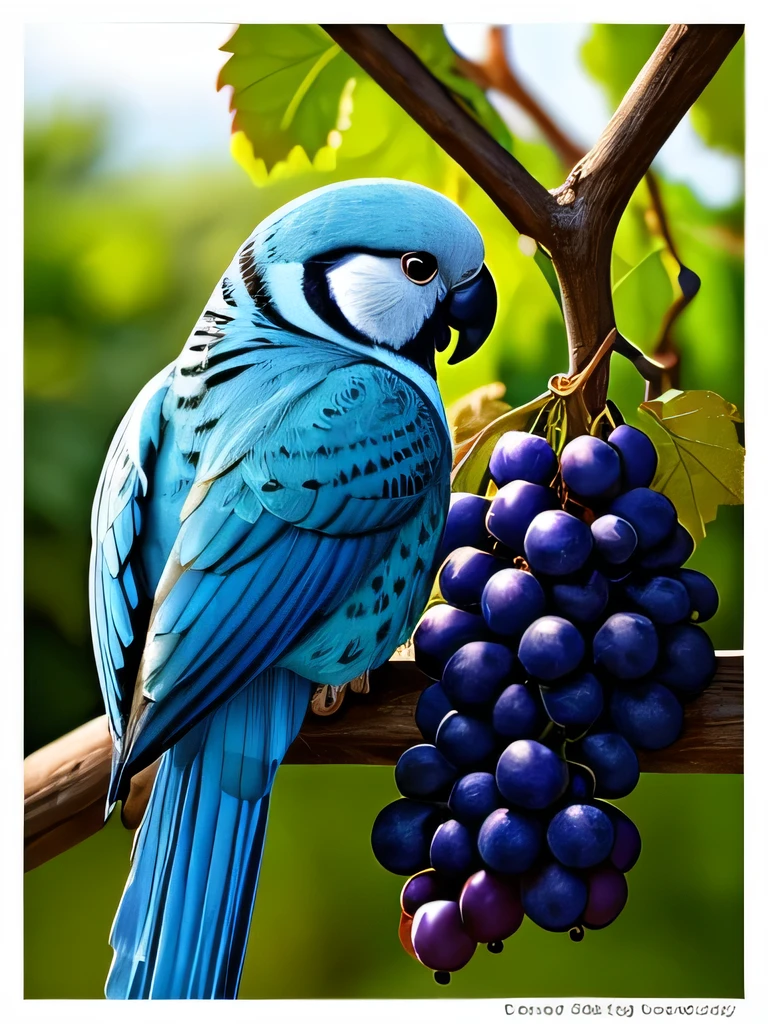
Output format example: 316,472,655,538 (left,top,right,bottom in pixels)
400,251,438,285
